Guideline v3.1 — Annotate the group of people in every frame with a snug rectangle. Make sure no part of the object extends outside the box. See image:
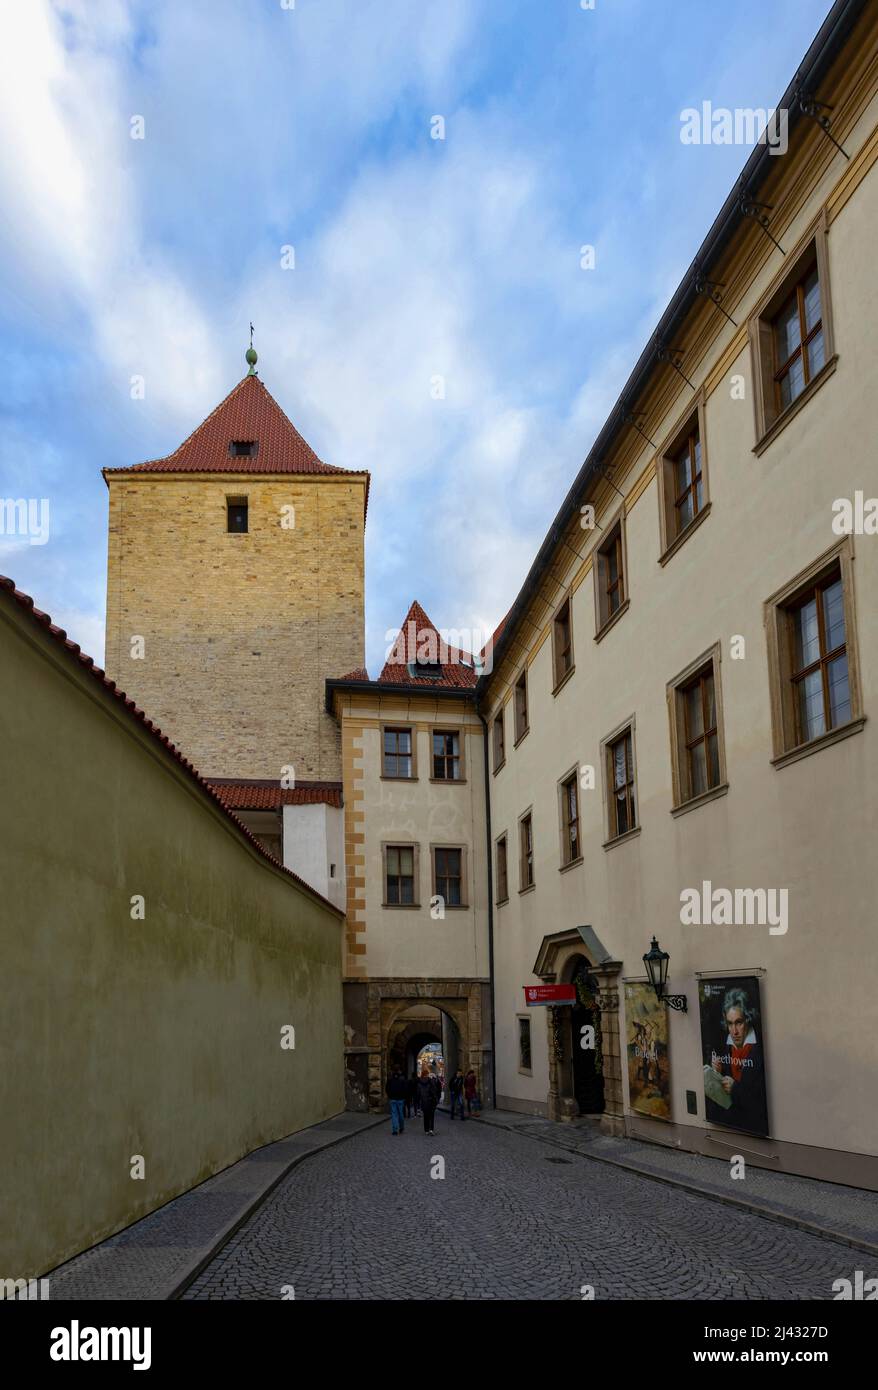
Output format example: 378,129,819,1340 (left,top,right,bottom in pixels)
385,1066,481,1135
